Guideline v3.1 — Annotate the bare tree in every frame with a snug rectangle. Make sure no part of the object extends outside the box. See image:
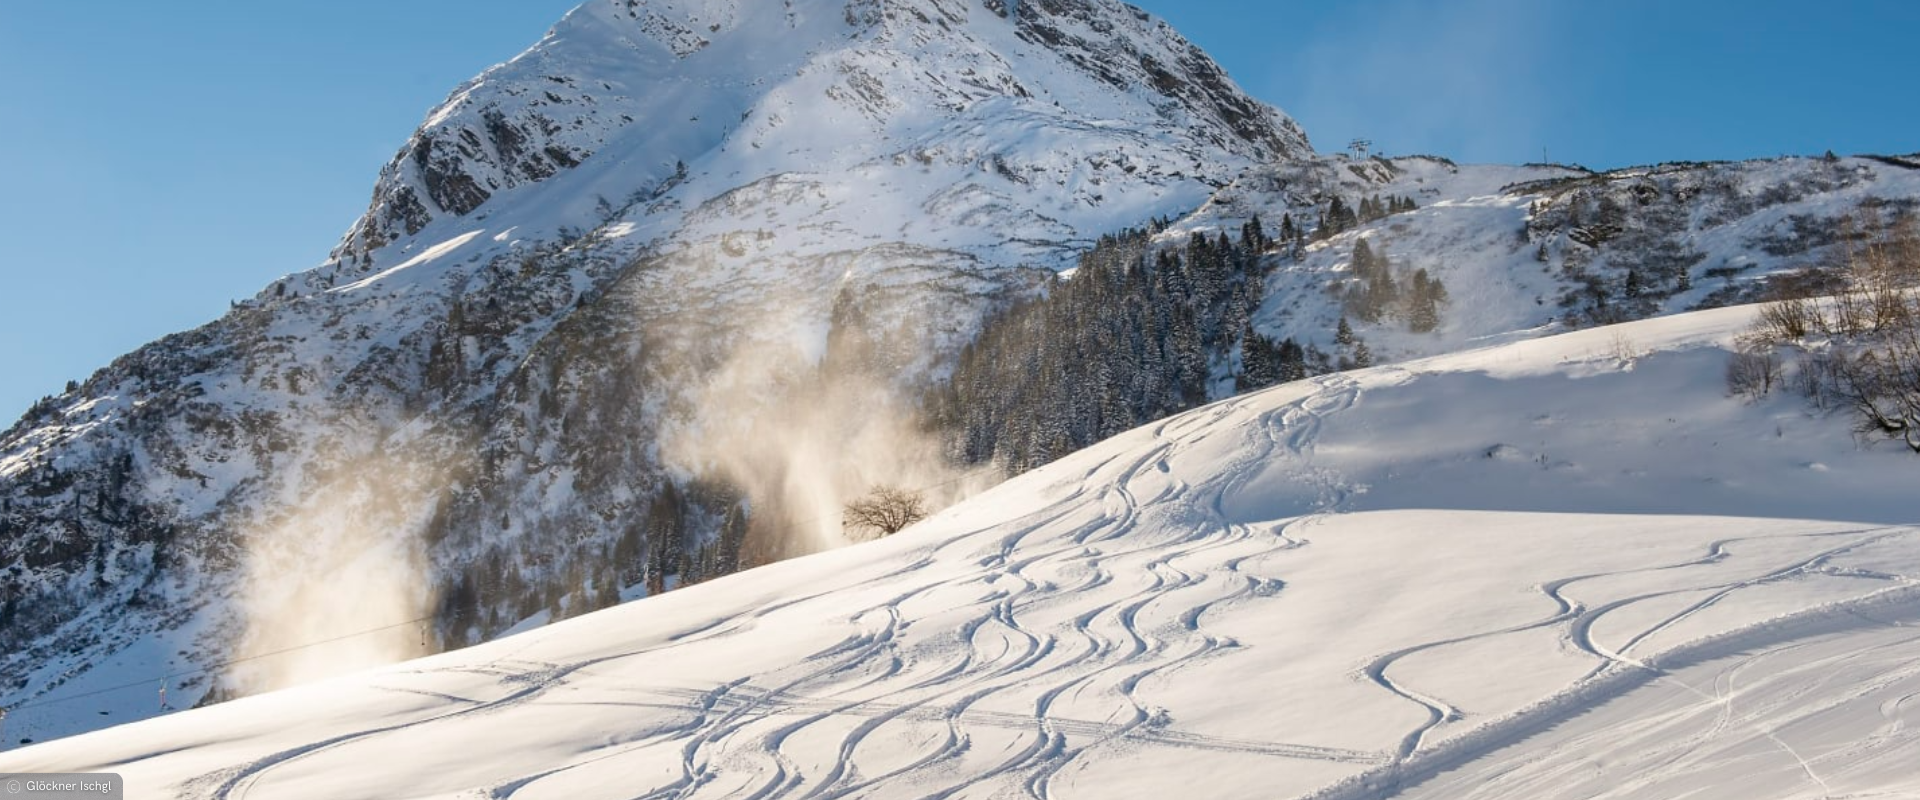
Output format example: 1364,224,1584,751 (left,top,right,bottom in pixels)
843,486,928,538
1756,296,1820,341
1742,209,1920,450
1827,329,1920,452
1726,341,1782,401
